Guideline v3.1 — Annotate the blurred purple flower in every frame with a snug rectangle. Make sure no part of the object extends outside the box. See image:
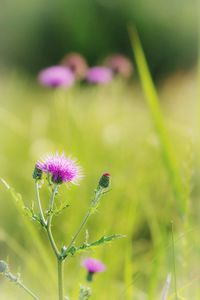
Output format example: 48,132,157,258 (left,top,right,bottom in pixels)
104,54,133,78
36,152,82,184
38,66,74,88
83,258,105,277
61,53,88,80
86,67,113,84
